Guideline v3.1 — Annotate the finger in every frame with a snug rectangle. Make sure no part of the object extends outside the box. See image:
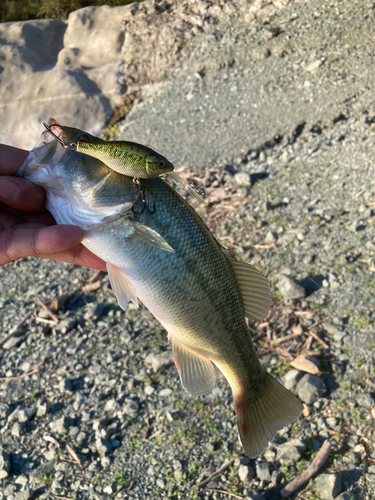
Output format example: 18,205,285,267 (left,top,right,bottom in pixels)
0,144,29,175
0,224,84,266
0,176,46,213
38,244,107,271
